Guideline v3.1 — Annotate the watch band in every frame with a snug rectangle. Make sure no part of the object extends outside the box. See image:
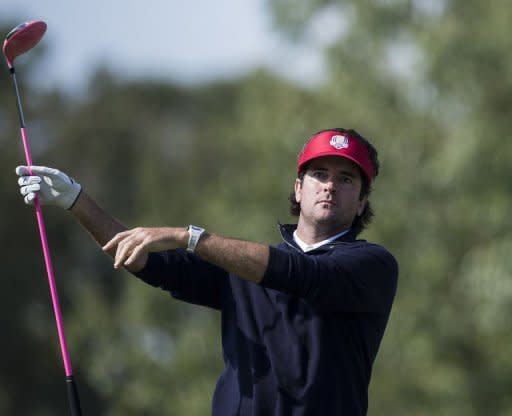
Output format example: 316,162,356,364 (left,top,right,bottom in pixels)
187,225,205,253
